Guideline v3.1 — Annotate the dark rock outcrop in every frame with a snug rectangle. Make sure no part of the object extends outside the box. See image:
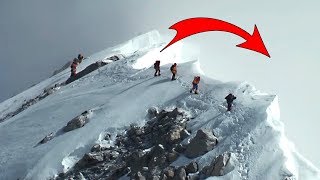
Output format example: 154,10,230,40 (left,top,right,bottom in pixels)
174,167,187,180
59,108,191,180
63,110,91,132
0,84,61,123
185,129,218,158
38,132,54,144
66,61,107,84
185,162,198,174
201,152,233,177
